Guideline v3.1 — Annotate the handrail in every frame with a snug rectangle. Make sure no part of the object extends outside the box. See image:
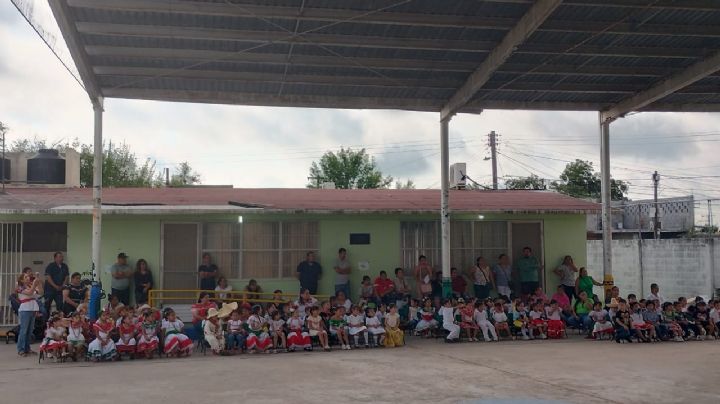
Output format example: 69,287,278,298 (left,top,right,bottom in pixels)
148,289,330,308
